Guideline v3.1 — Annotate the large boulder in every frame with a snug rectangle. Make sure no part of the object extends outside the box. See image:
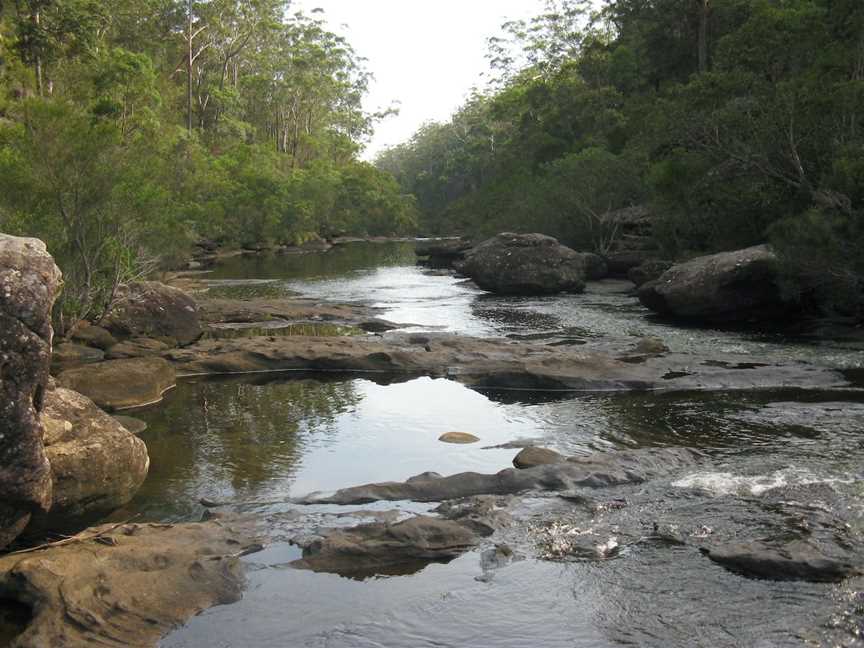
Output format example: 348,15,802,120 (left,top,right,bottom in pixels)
29,384,149,531
638,245,789,322
459,233,586,295
104,281,201,346
58,357,176,410
0,235,61,549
